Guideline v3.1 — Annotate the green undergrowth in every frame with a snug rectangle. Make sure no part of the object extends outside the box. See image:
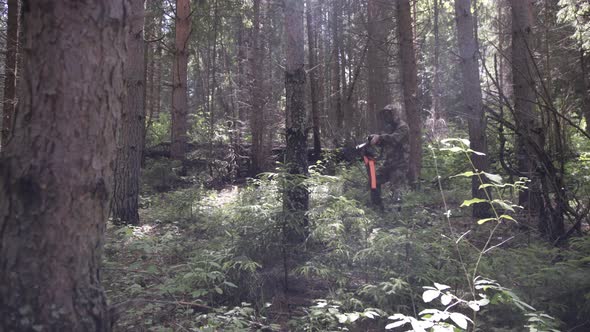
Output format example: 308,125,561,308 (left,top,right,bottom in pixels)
104,145,590,331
